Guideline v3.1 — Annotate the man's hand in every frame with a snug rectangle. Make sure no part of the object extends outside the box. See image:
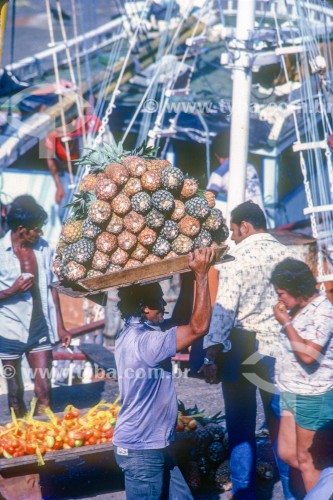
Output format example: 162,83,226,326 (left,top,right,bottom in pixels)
55,185,65,205
188,247,215,276
202,363,220,384
10,275,34,295
58,328,71,348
